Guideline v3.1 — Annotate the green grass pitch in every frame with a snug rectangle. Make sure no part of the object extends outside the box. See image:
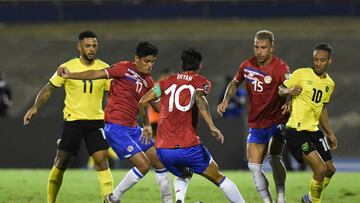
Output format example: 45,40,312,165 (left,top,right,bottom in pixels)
0,169,359,203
